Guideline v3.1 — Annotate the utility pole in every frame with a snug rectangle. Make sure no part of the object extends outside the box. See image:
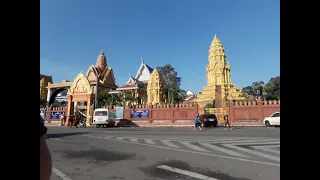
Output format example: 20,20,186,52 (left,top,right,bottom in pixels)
94,75,98,110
